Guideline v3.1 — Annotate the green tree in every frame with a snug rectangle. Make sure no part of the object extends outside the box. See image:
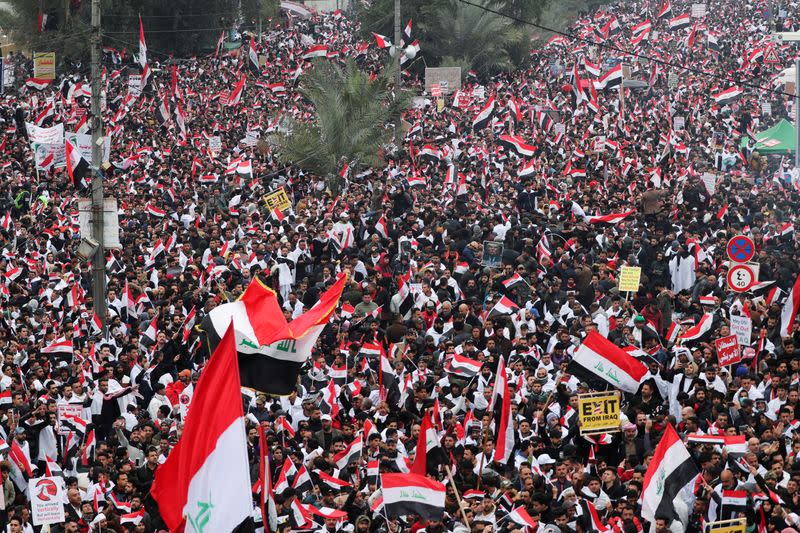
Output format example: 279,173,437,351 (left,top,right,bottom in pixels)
428,0,527,77
2,0,278,61
270,59,409,195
